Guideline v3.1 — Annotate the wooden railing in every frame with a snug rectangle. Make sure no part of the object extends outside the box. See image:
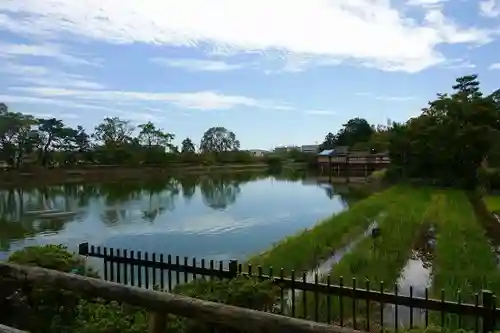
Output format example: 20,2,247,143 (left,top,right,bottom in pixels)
0,263,360,333
0,325,28,333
